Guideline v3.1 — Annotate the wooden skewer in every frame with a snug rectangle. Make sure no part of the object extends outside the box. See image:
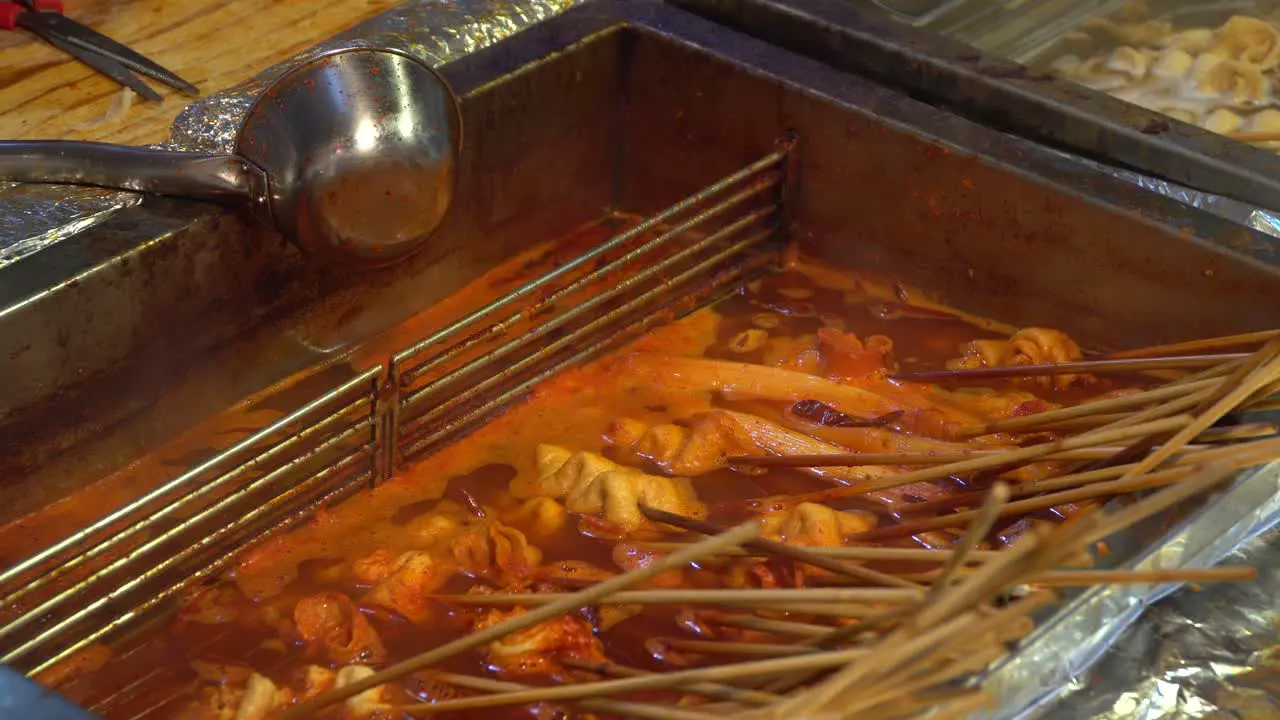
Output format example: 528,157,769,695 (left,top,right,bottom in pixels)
1248,397,1280,412
1197,422,1278,442
660,637,833,658
1122,347,1280,479
756,610,910,694
895,565,1257,587
1088,385,1218,439
437,587,923,606
1078,462,1241,549
919,691,996,720
1093,348,1280,482
984,377,1221,434
998,464,1237,594
790,606,904,645
1250,377,1280,399
787,462,1254,717
1199,343,1280,410
560,659,781,706
812,415,1193,502
710,615,836,639
892,463,1139,518
1022,358,1255,478
766,492,1015,698
1022,566,1257,586
830,643,1008,717
397,631,941,714
904,532,1059,636
864,689,994,720
751,602,891,617
1031,405,1275,436
1101,329,1280,359
563,661,778,702
731,433,1280,517
1228,129,1280,143
891,353,1244,382
893,435,1280,517
281,521,762,719
786,610,1003,711
427,672,717,720
926,483,1009,598
639,505,925,590
814,573,1044,707
1028,412,1147,431
848,463,1195,541
821,576,1051,706
778,594,1050,715
725,444,1200,468
836,465,1243,714
634,542,1002,563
